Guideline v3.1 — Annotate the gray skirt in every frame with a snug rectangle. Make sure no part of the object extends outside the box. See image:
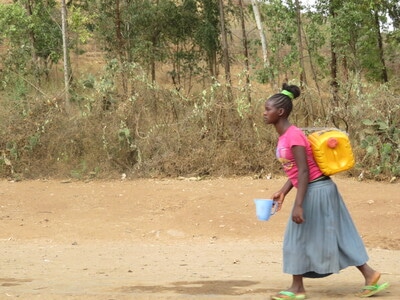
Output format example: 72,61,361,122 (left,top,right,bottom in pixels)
283,178,369,276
